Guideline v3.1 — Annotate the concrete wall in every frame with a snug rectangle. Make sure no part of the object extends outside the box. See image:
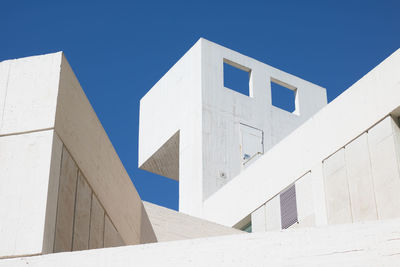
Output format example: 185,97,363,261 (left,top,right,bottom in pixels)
0,53,156,258
251,117,400,232
251,172,315,232
324,116,400,224
0,130,57,258
138,41,203,215
139,38,327,217
0,54,62,258
201,39,327,202
143,201,243,242
203,48,400,227
53,141,125,252
1,218,399,266
57,54,156,246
